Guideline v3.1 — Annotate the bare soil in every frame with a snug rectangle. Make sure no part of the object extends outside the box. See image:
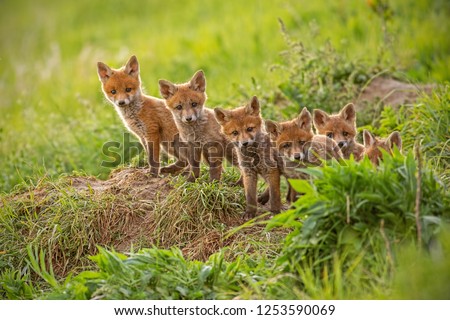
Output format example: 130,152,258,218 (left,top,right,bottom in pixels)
4,167,283,274
356,77,434,108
